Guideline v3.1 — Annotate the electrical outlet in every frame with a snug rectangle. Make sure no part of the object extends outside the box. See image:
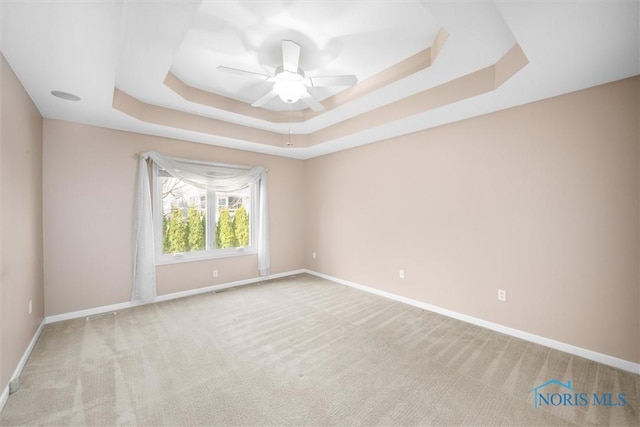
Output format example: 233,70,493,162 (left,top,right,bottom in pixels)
498,289,507,302
312,252,316,259
28,300,32,315
399,269,405,279
213,269,218,278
